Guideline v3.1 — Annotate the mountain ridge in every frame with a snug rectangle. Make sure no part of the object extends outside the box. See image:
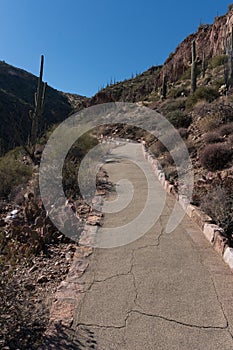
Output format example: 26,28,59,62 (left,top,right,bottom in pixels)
0,60,87,153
